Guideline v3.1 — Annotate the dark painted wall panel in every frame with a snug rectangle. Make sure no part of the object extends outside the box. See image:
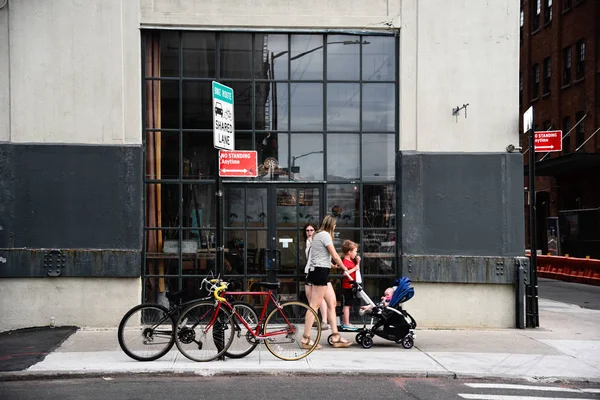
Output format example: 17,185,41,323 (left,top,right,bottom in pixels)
0,249,141,278
400,152,525,257
0,143,143,250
